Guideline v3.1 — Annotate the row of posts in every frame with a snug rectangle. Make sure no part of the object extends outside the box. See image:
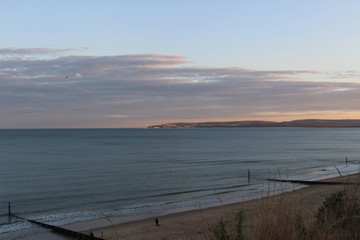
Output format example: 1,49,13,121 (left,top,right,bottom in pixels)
246,156,350,183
